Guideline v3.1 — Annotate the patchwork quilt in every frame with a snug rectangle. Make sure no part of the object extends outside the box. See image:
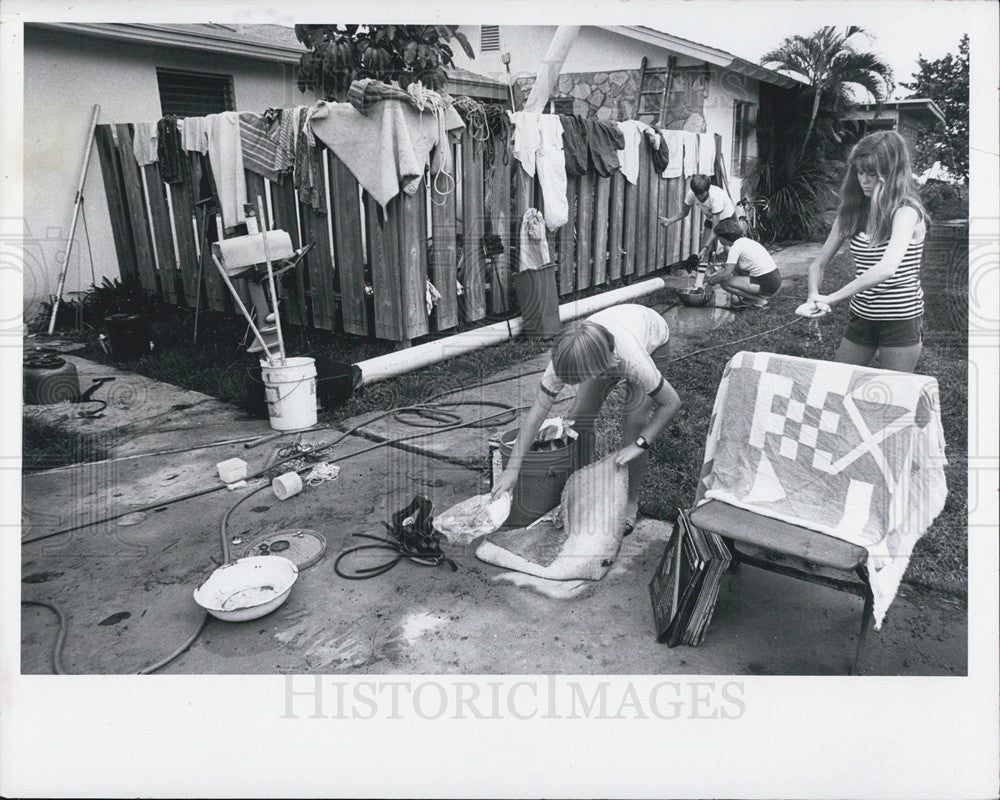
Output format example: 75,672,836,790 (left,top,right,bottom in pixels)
695,351,948,627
